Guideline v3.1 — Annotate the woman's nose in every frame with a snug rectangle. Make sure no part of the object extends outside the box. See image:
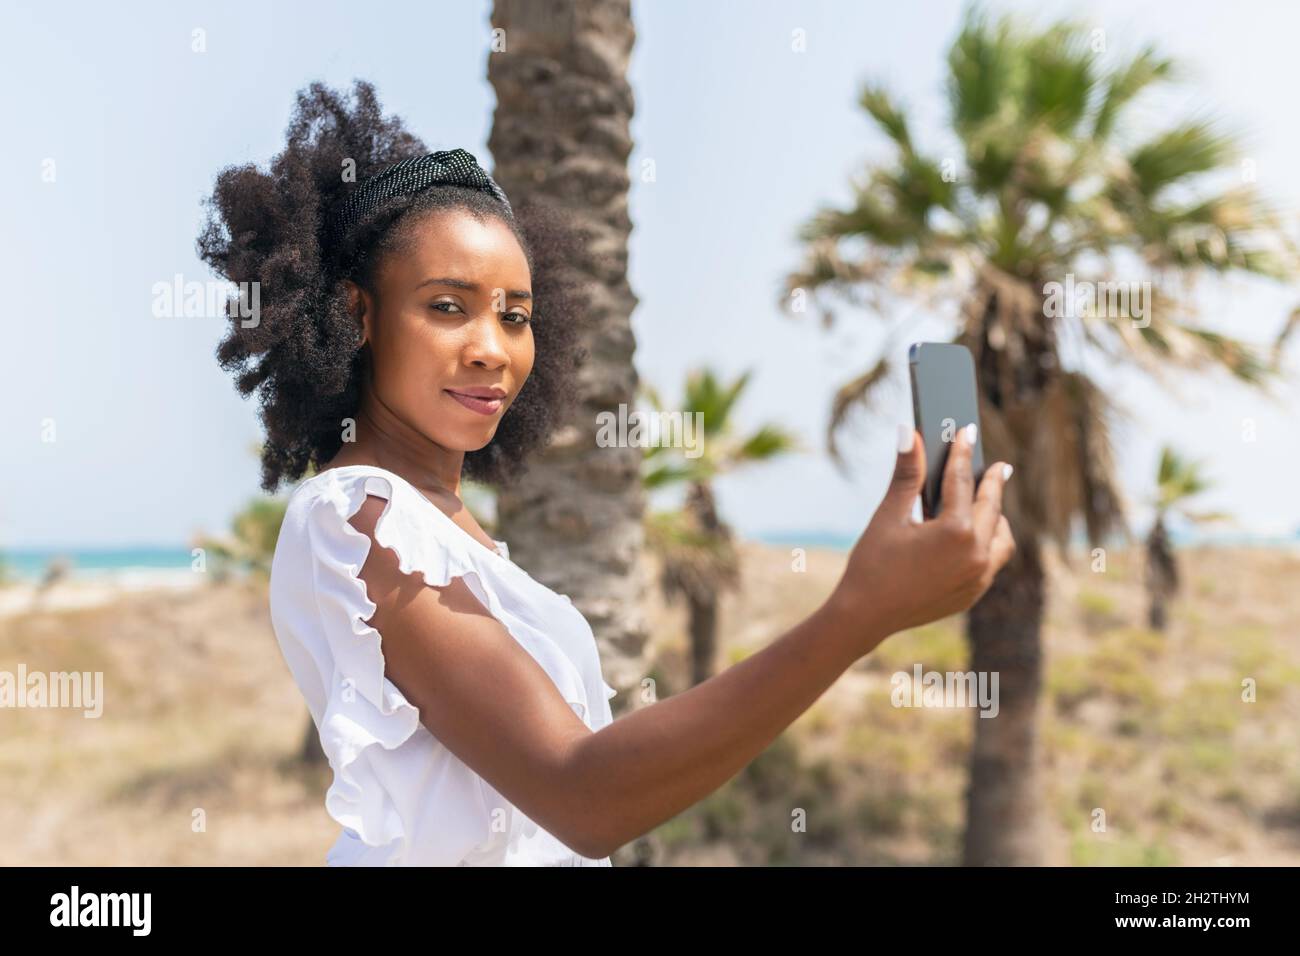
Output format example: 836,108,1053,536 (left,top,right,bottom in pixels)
463,312,510,368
